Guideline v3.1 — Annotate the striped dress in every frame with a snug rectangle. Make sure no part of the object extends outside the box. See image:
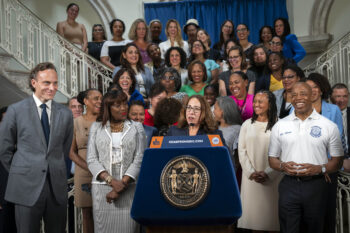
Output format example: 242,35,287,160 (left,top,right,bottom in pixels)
91,164,139,233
